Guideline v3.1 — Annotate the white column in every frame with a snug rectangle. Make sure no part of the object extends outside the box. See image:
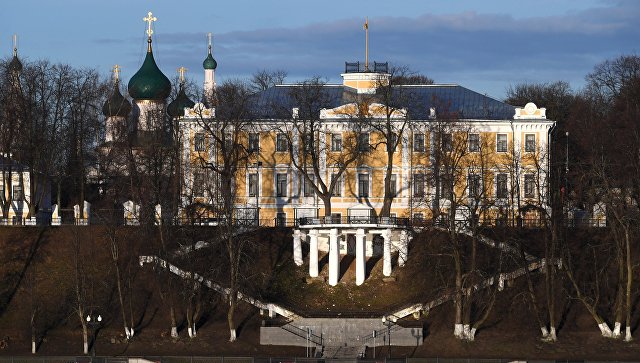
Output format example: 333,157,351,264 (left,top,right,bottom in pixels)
355,228,366,285
328,228,340,286
382,229,392,276
309,229,319,277
398,230,409,267
293,229,303,266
